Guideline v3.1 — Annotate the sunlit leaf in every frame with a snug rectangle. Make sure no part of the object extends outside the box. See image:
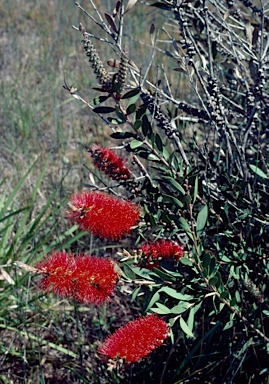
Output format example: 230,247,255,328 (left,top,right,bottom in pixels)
249,164,268,179
180,317,194,337
196,204,208,237
124,0,138,14
130,139,144,149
